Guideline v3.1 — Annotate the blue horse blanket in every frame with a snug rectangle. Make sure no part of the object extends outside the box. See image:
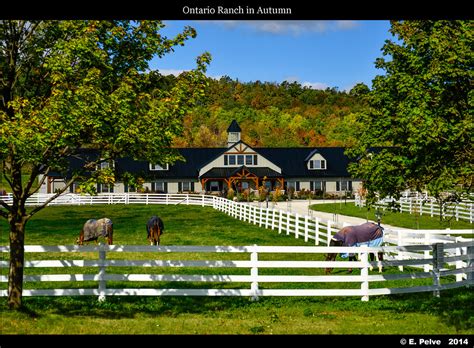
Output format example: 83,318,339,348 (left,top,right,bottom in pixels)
335,222,384,258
